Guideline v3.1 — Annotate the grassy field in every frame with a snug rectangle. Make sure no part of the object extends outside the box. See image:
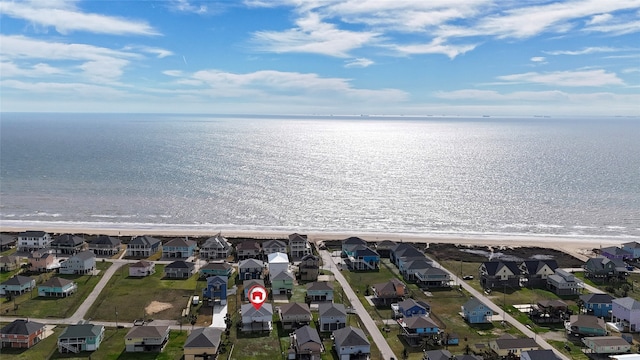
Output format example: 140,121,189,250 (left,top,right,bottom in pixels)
0,262,111,318
86,264,205,322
